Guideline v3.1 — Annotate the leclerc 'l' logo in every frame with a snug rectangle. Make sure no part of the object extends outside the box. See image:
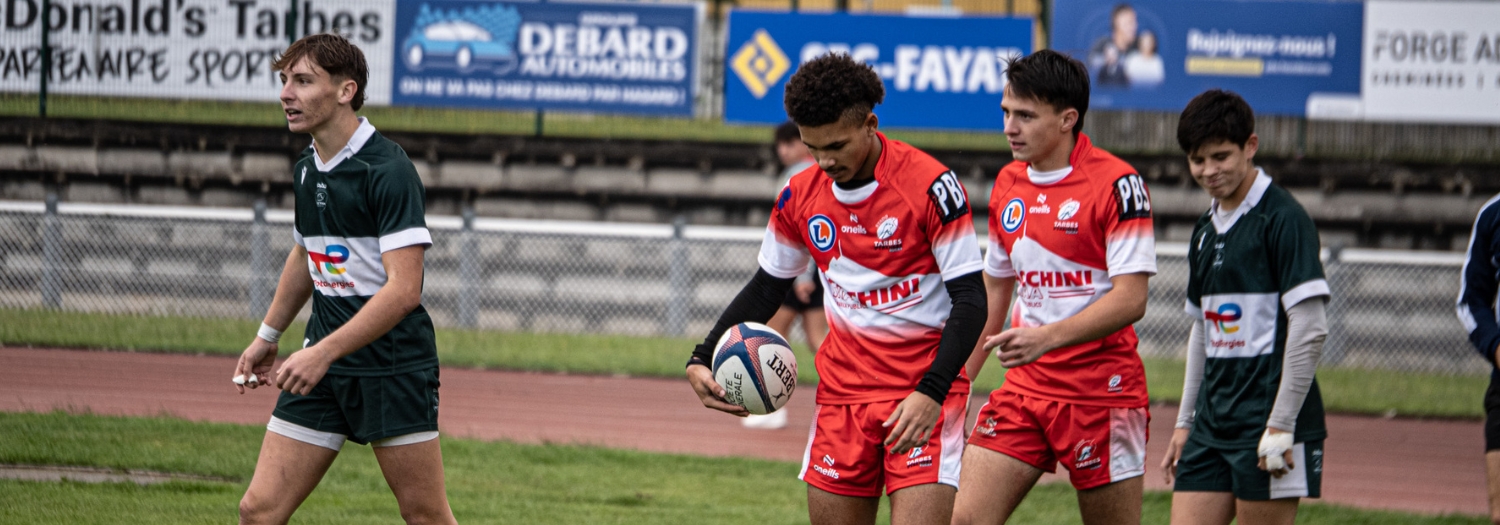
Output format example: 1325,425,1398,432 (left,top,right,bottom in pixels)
808,215,836,252
1205,303,1242,333
309,244,350,275
730,29,791,99
1000,198,1025,233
